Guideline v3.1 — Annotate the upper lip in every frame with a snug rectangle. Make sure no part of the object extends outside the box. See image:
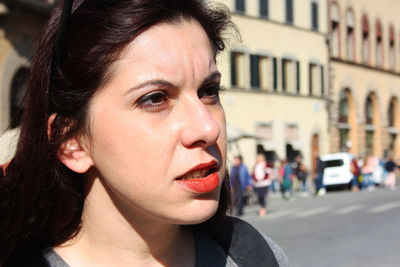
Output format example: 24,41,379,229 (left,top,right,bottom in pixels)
177,160,220,179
